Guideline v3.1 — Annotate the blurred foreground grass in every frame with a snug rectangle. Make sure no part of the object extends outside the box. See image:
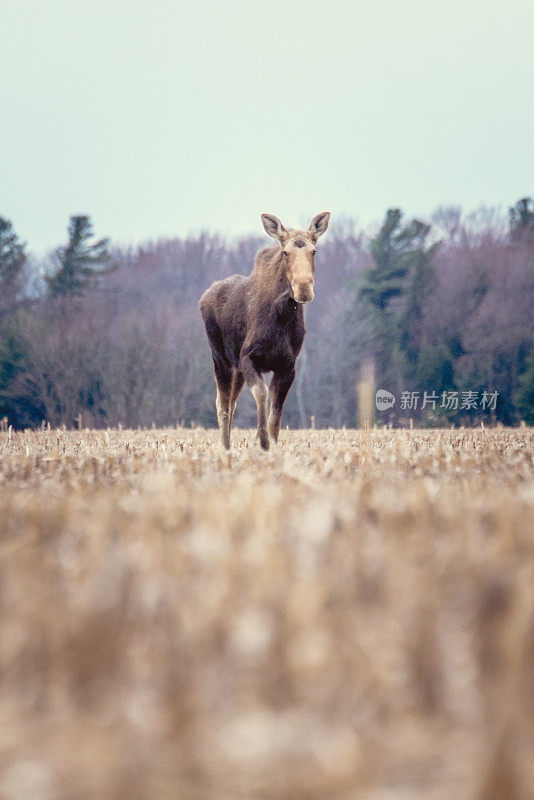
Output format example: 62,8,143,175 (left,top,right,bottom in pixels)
0,427,533,800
